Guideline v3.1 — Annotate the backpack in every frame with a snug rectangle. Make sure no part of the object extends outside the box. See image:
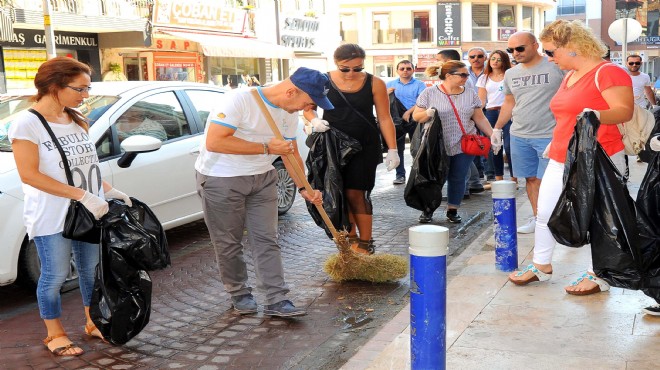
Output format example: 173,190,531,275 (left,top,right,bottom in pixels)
594,63,655,155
